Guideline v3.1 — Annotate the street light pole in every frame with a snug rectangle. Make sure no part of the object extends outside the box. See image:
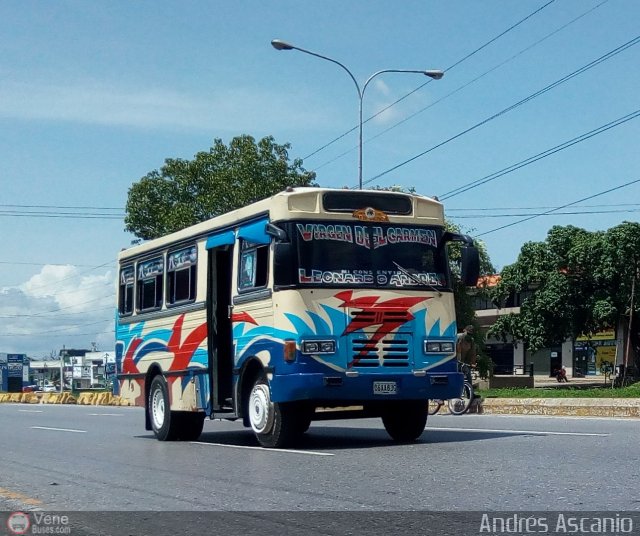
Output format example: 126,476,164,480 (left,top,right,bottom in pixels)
271,39,444,190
